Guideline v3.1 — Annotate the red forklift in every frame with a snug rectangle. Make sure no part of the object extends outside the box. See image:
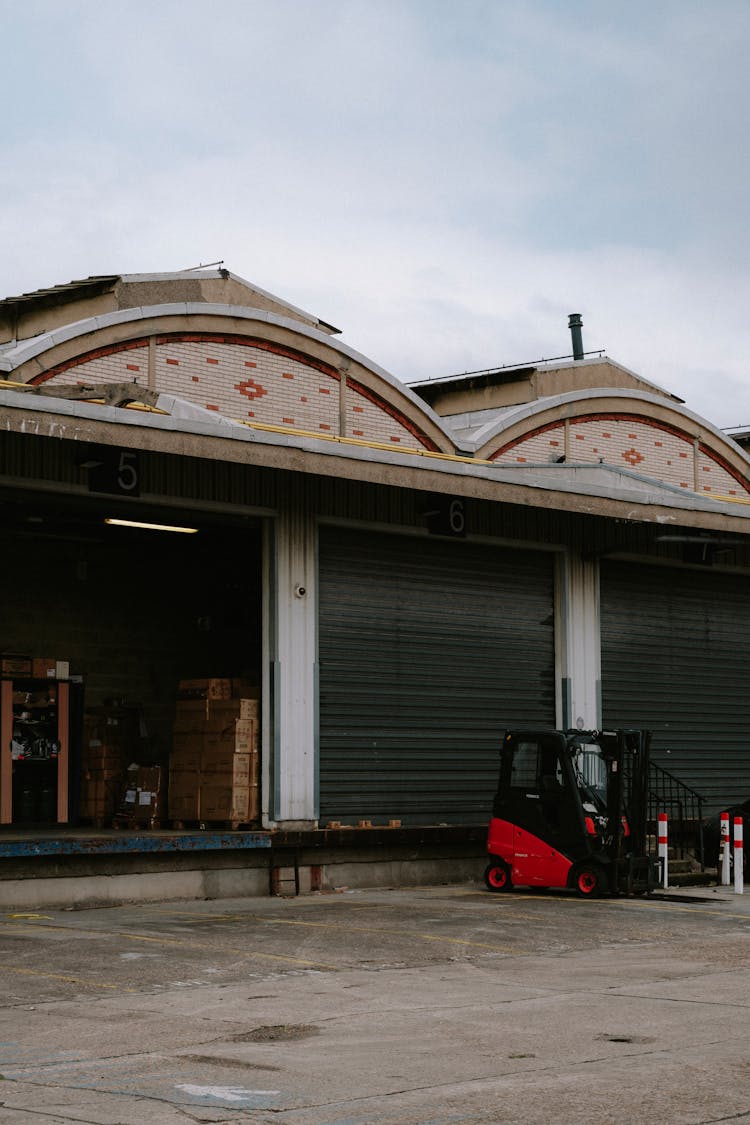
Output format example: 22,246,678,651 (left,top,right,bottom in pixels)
484,728,660,897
